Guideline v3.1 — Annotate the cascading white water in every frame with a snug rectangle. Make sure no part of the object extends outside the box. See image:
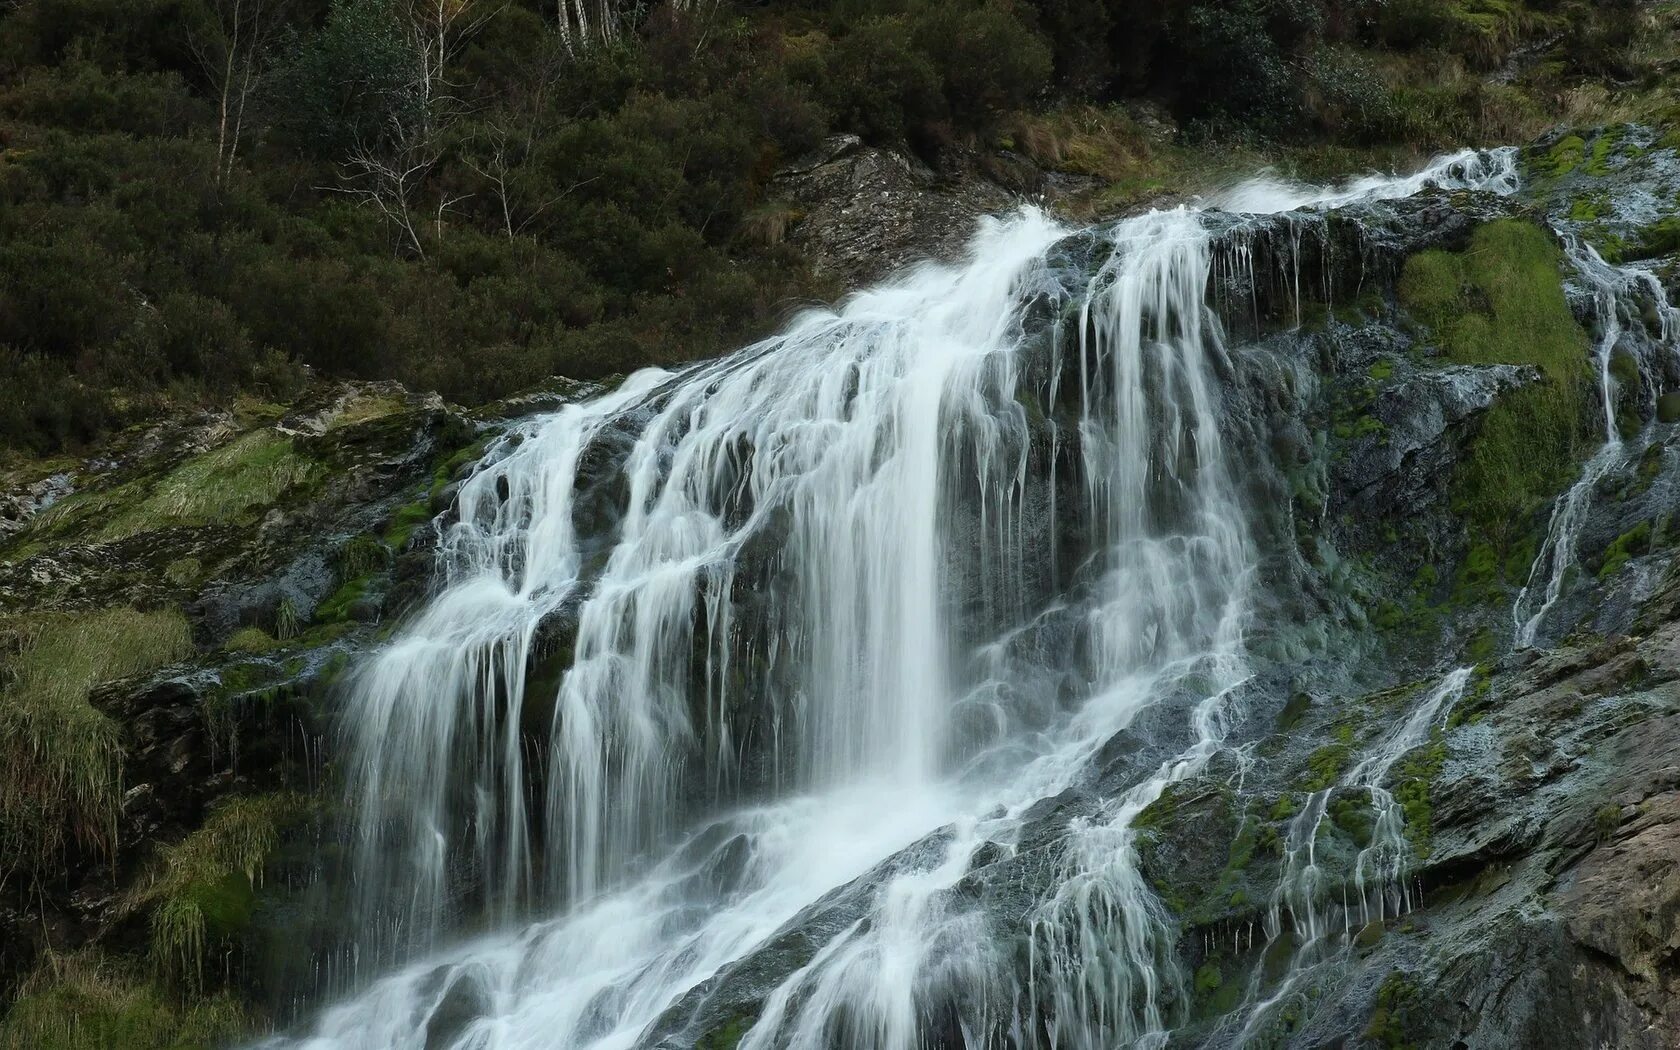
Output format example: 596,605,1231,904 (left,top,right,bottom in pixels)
1230,668,1471,1045
1514,239,1680,646
270,149,1531,1050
